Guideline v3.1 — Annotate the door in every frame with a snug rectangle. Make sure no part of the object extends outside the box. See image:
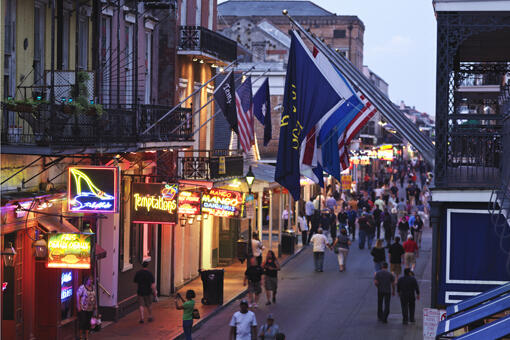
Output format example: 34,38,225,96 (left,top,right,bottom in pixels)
218,218,240,263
